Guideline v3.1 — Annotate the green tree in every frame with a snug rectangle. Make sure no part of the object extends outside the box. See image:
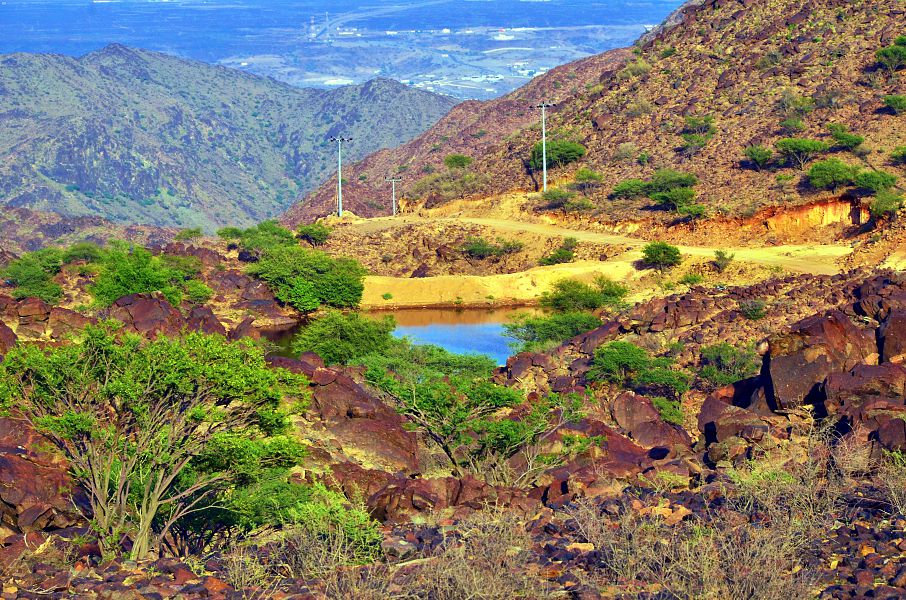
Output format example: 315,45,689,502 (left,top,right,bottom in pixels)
587,341,650,385
174,228,203,242
461,236,523,259
876,42,906,74
233,221,297,254
62,242,104,264
292,311,396,365
573,168,603,193
90,244,187,307
610,178,648,200
651,186,696,210
853,170,898,195
296,223,332,246
539,276,628,312
2,248,64,304
530,139,587,170
444,154,474,169
699,343,761,387
0,325,308,560
642,241,682,270
539,237,579,266
775,138,829,169
713,250,735,273
247,246,366,312
870,190,904,221
827,124,864,151
646,169,698,193
807,159,857,192
744,145,773,171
